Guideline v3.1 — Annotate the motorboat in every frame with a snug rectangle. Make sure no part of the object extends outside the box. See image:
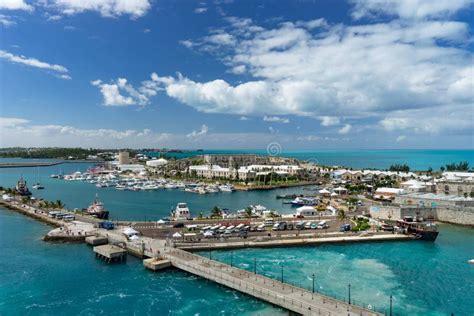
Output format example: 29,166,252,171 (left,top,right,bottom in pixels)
170,202,191,221
291,197,318,206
